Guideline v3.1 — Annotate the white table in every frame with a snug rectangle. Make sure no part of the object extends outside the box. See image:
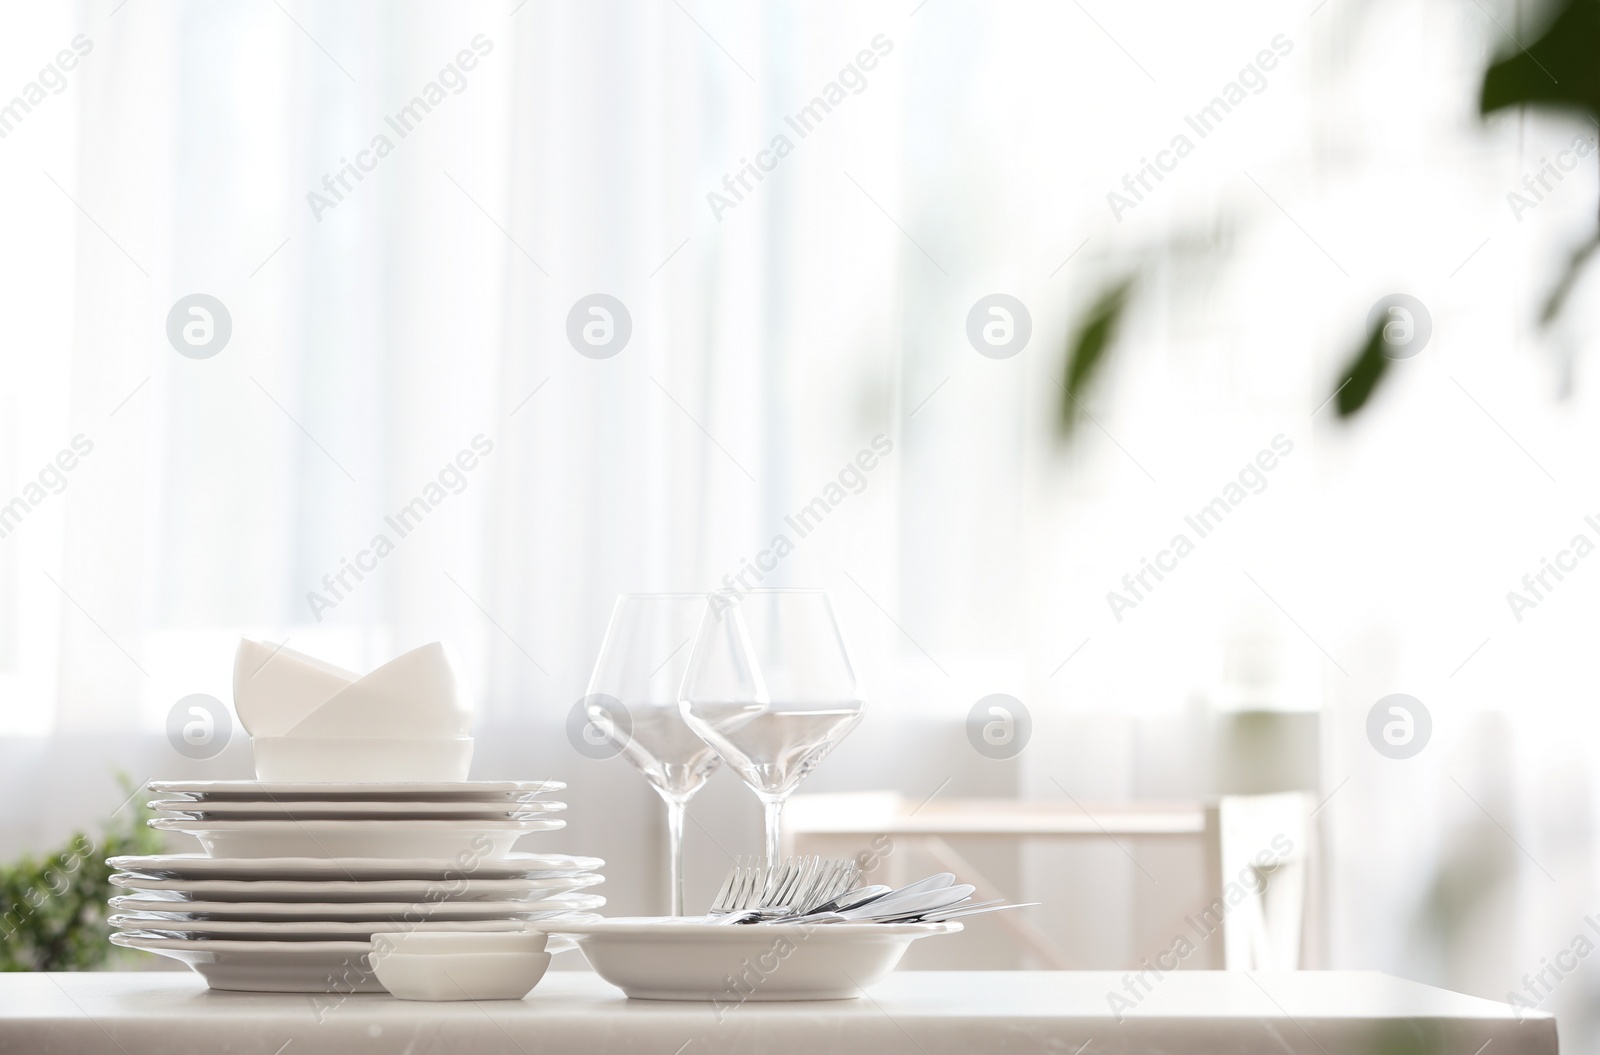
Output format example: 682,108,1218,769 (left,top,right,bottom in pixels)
0,970,1554,1054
